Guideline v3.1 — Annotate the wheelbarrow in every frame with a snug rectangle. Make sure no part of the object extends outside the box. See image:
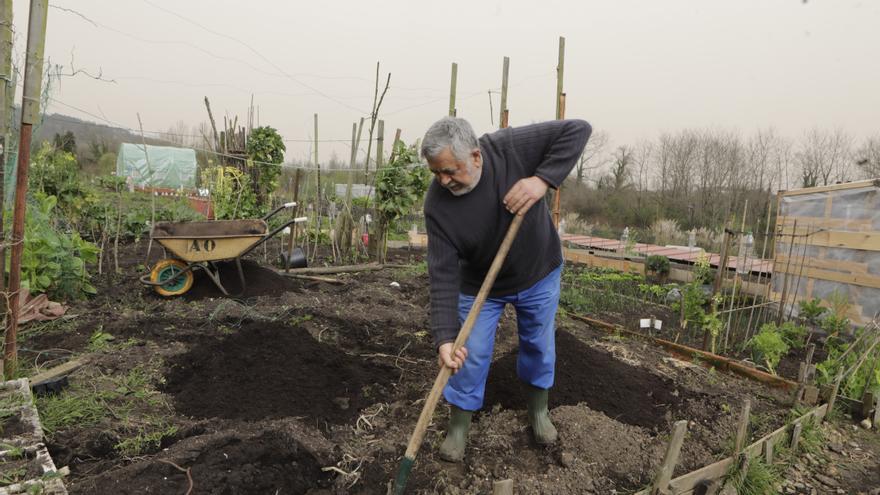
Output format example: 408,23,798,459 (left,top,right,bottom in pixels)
140,202,308,297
